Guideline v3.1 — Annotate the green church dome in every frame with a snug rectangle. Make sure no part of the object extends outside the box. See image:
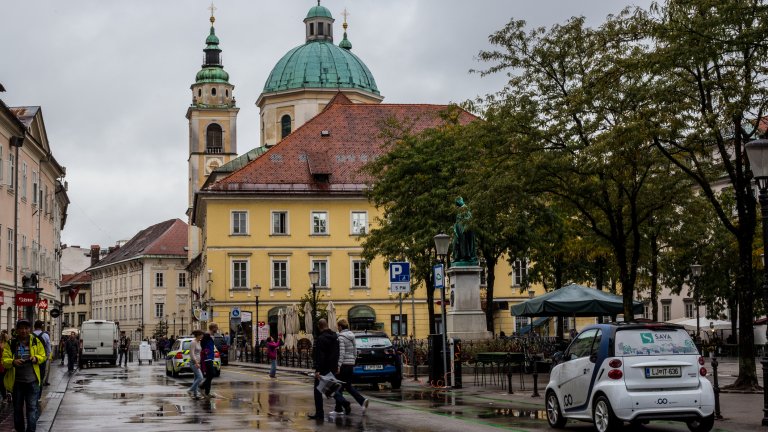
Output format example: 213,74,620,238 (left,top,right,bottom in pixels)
263,40,379,94
306,5,333,19
196,67,230,83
